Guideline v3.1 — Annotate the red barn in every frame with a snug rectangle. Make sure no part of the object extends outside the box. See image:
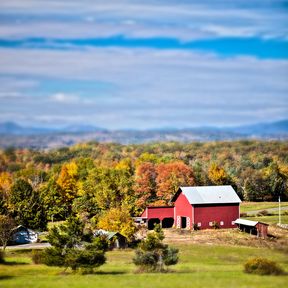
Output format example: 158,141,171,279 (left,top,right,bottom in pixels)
139,185,241,230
